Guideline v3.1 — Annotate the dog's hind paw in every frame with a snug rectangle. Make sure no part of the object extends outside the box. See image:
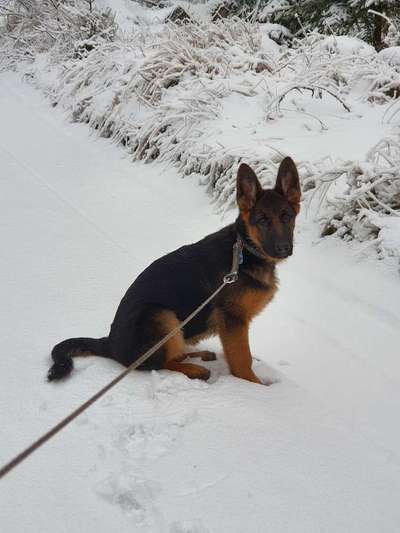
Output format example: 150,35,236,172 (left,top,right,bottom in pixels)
188,350,216,362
